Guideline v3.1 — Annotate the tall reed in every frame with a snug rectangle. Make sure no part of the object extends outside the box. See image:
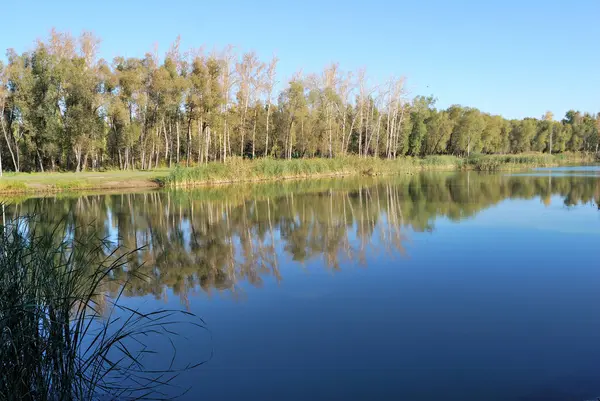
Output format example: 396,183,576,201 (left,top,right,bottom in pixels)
0,213,207,400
